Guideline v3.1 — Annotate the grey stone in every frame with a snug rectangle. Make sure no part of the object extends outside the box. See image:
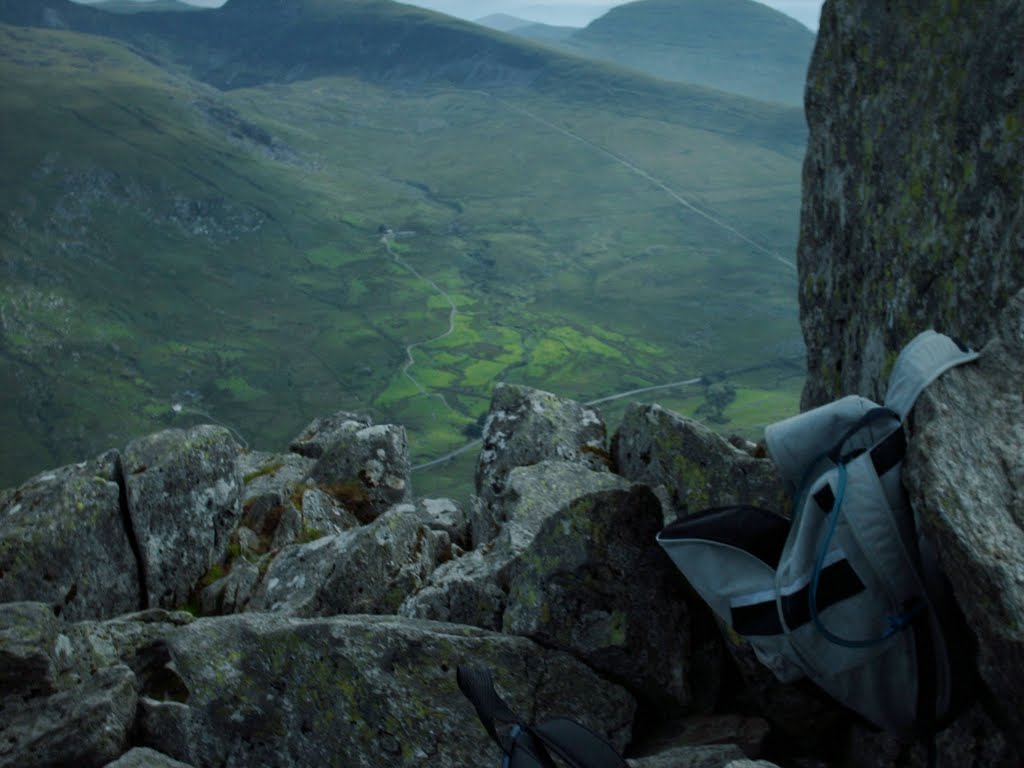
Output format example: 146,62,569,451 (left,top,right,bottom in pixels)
407,460,693,707
904,289,1024,757
411,497,470,550
298,486,360,536
57,609,195,693
503,483,692,707
628,744,747,768
288,410,373,458
237,451,354,553
613,403,788,520
473,384,609,545
403,461,628,629
623,714,770,763
124,426,243,610
137,613,635,768
798,0,1024,409
0,664,137,768
0,450,140,620
842,702,1017,768
0,602,60,696
103,747,196,768
247,502,452,616
198,560,260,615
308,422,412,523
